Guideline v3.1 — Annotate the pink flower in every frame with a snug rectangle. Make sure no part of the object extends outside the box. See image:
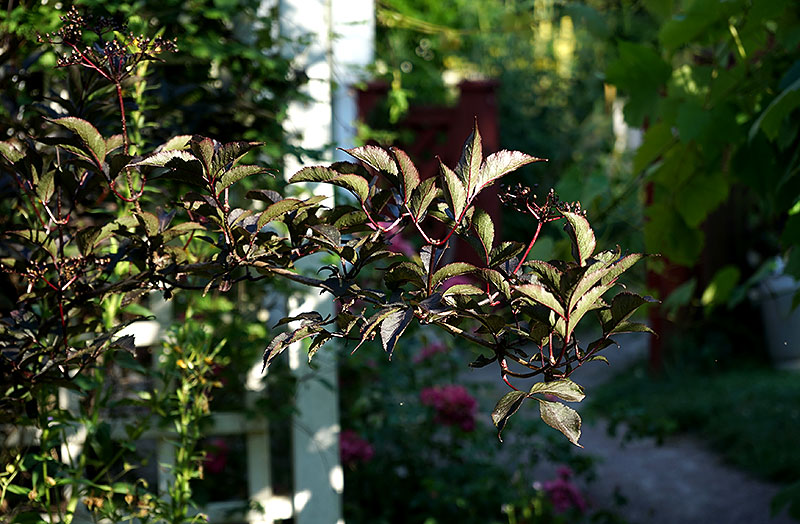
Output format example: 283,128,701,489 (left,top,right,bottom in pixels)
340,429,374,467
387,234,416,257
204,438,229,475
375,221,416,257
541,466,586,513
413,341,448,363
419,384,477,432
